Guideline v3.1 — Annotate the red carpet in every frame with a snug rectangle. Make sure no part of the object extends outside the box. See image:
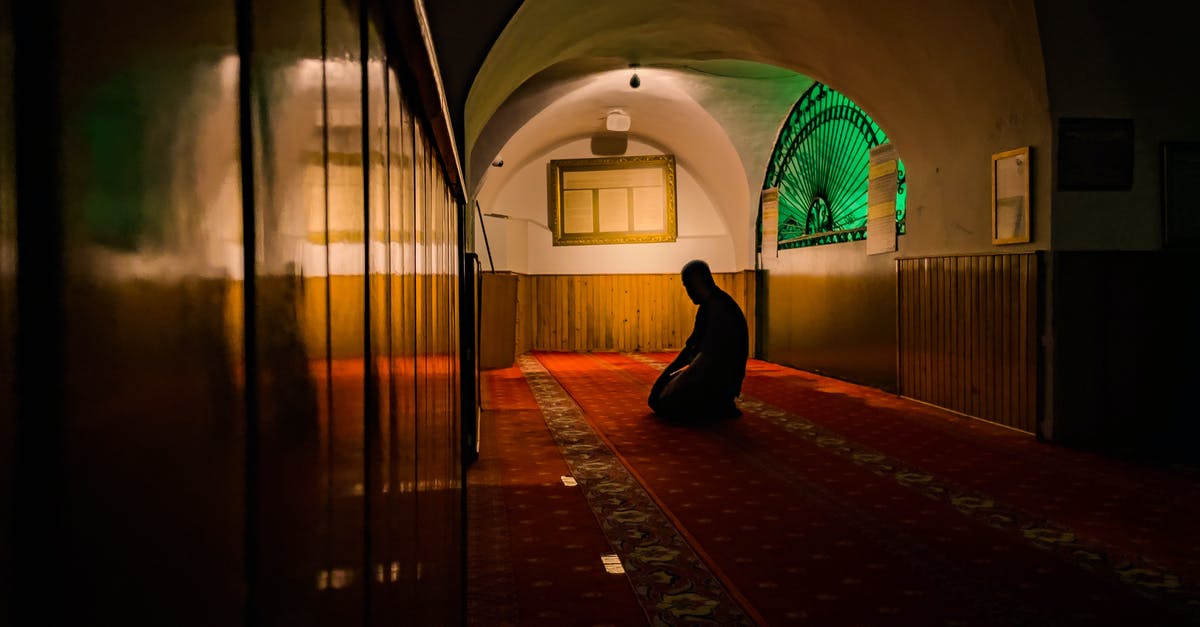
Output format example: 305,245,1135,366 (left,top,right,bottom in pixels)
467,365,647,626
469,352,1200,626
